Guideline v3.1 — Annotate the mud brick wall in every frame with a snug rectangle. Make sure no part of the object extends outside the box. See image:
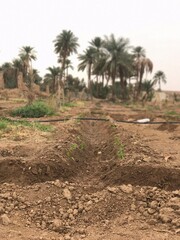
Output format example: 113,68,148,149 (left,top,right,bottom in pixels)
0,71,4,89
